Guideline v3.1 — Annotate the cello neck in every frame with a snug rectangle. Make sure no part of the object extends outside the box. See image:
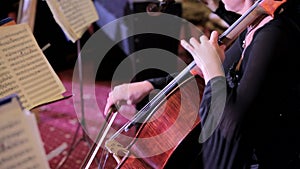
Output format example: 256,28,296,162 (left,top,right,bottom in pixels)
122,0,287,136
81,1,287,168
219,0,286,46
